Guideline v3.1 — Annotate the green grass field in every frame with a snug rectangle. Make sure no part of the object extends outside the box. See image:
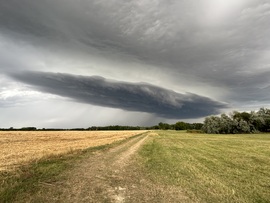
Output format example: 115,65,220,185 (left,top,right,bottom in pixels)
140,131,270,203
